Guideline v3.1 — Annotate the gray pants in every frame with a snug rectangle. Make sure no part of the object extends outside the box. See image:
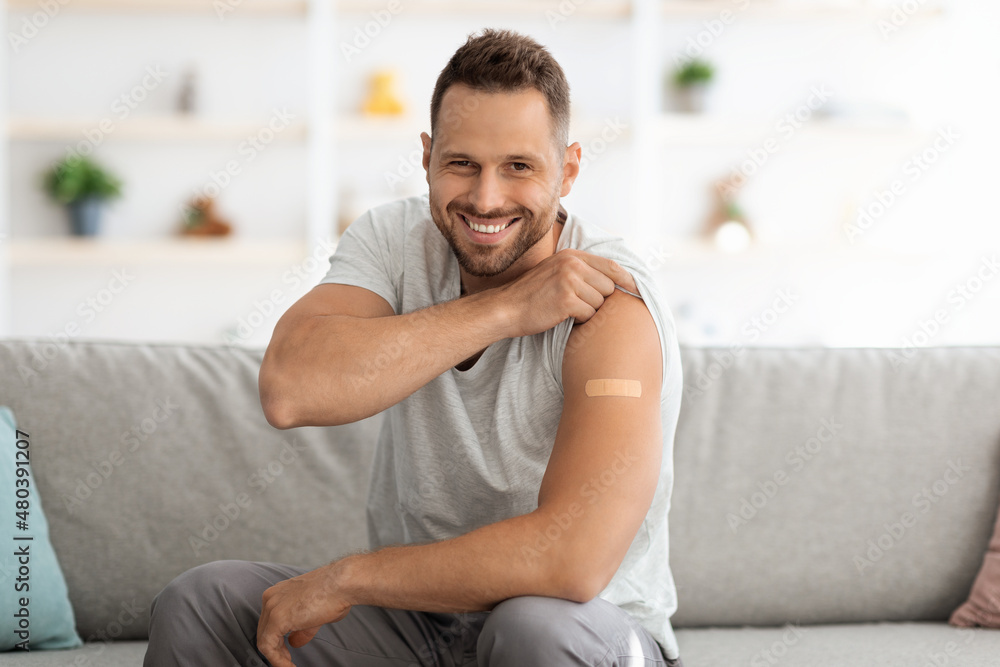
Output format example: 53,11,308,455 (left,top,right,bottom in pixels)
143,560,683,667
